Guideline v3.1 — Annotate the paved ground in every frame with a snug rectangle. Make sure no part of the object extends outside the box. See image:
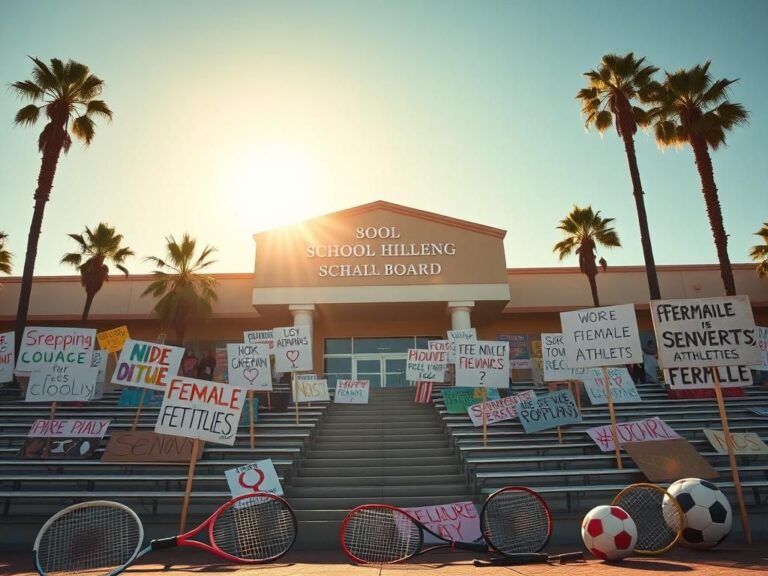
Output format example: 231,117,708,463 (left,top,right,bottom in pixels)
3,545,766,576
